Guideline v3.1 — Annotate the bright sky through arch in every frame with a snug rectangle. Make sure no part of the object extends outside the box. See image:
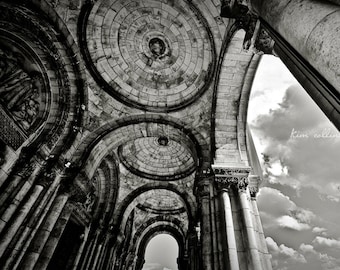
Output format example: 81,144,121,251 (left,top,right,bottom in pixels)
142,234,179,270
248,55,340,270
